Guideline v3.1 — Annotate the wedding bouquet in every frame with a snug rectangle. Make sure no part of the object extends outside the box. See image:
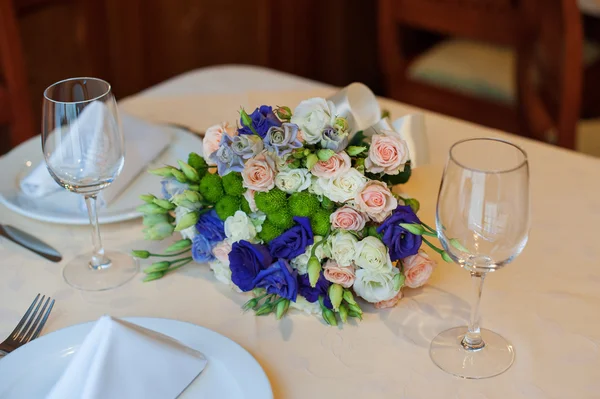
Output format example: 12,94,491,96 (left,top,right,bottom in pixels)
133,84,449,325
